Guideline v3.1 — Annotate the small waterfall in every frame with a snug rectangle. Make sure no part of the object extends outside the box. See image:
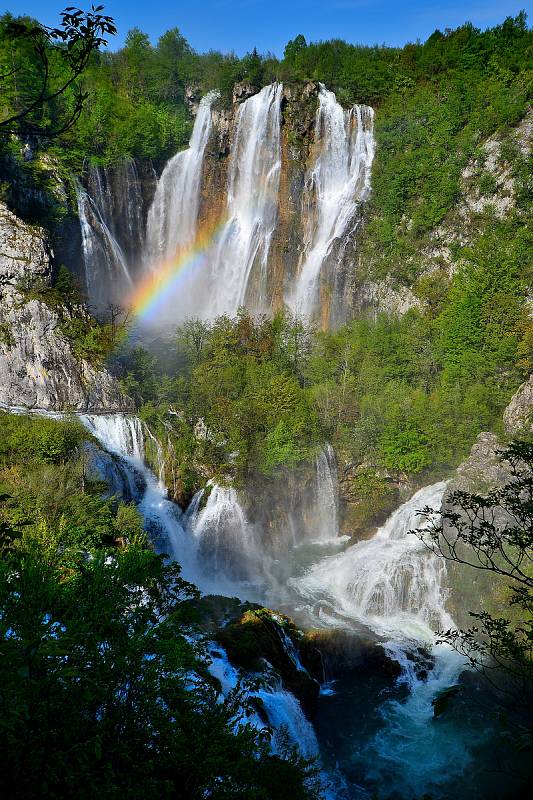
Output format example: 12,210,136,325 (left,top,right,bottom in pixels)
184,487,205,527
256,682,319,759
145,91,219,268
81,413,145,463
313,444,339,542
142,422,166,489
289,85,375,320
208,646,319,760
191,483,262,585
76,159,145,311
87,159,145,260
80,414,194,569
207,83,283,316
77,184,133,310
